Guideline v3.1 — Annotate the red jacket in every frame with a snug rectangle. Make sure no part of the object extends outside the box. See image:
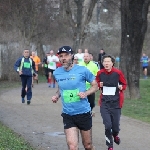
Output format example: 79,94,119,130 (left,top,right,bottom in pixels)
96,67,127,108
56,62,62,68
